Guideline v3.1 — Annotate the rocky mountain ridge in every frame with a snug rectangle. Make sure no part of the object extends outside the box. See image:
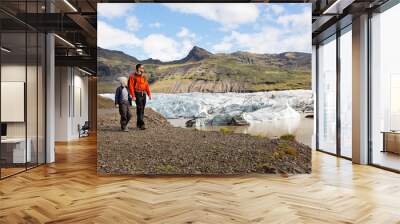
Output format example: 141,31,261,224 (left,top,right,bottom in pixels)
97,46,311,93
